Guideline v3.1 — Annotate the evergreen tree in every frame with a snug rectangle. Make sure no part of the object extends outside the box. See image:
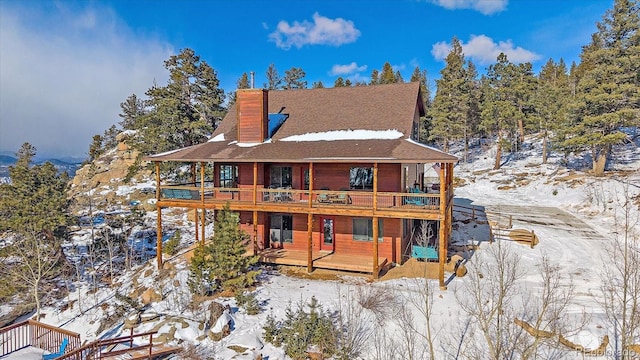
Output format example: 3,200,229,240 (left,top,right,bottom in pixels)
312,80,325,88
334,77,346,87
562,0,640,175
0,143,70,318
379,62,396,84
188,205,260,295
228,72,251,105
283,67,307,89
465,60,482,158
88,134,103,163
264,63,283,90
429,38,469,152
394,70,404,83
535,58,570,164
0,143,71,238
344,79,353,87
118,94,145,130
410,66,432,142
369,69,380,85
134,48,226,158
